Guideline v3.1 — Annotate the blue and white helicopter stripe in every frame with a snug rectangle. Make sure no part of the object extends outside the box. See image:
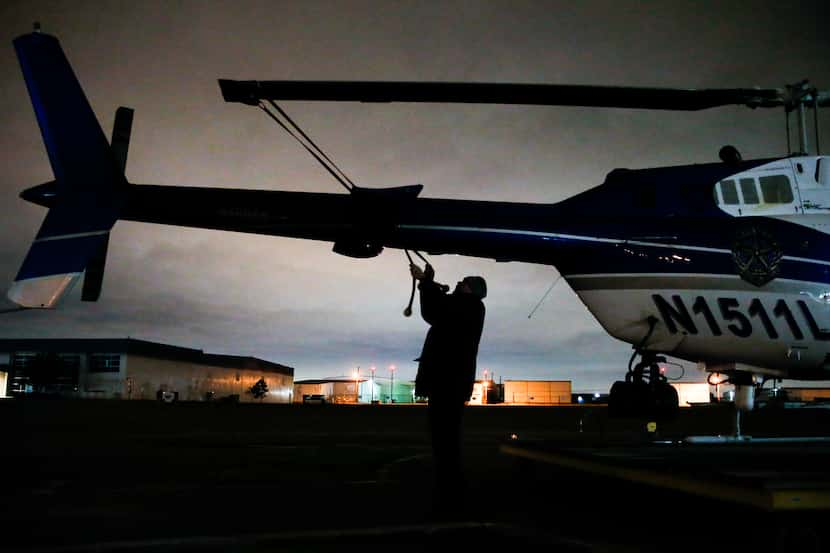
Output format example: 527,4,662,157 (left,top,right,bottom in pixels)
8,29,830,413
